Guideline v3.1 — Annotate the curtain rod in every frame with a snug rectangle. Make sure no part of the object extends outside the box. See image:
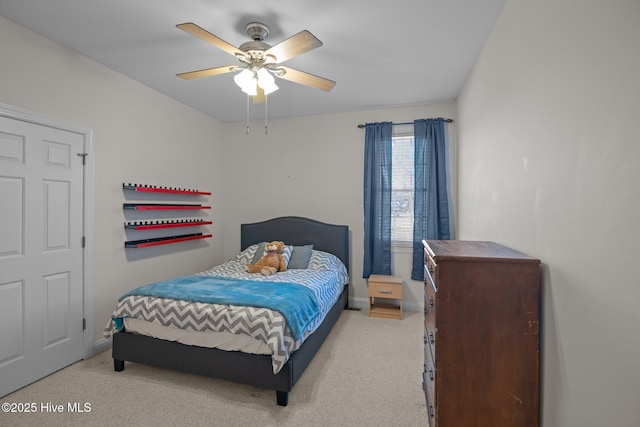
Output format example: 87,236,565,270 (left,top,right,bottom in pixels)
357,118,453,128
